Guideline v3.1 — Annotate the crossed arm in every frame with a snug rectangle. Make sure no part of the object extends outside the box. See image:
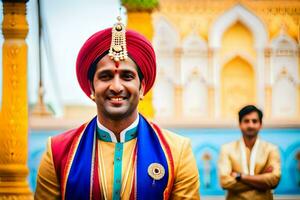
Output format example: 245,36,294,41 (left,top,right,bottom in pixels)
218,146,281,192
